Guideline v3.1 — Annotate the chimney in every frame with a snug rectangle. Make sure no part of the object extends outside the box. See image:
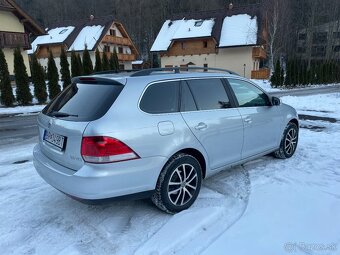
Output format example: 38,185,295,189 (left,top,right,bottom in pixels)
229,2,233,10
89,14,94,21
